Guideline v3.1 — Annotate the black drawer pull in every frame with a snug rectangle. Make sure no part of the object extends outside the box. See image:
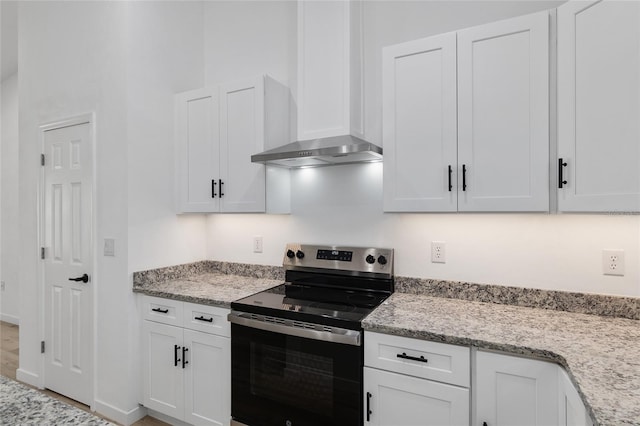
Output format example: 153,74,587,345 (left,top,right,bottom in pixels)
182,347,189,369
462,164,467,191
211,180,217,198
195,315,213,323
558,158,568,188
366,392,372,422
397,352,428,363
447,165,453,192
174,344,181,367
219,179,224,197
152,307,169,314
